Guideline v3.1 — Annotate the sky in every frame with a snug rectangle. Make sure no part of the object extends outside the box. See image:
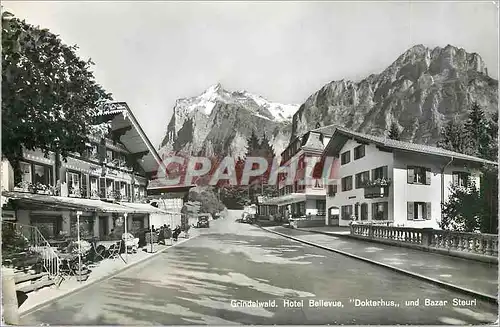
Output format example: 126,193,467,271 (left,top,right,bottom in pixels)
4,1,499,148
